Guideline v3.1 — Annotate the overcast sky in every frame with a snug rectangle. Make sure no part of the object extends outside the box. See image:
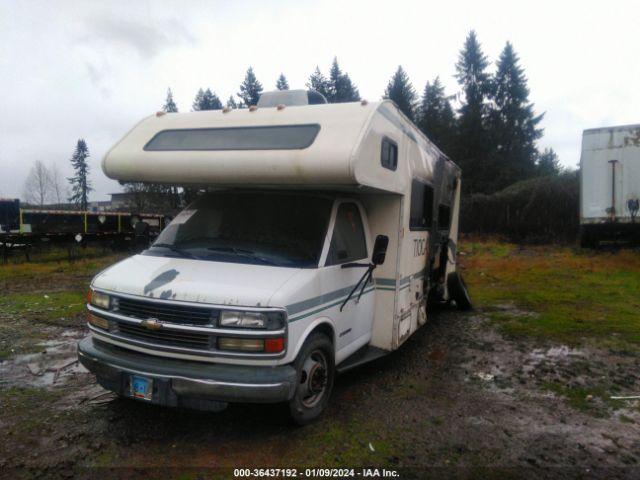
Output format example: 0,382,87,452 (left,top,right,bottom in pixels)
1,0,638,201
